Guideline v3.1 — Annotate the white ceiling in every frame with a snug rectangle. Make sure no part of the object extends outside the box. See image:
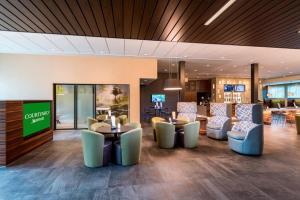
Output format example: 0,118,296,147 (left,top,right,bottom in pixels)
1,31,300,79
